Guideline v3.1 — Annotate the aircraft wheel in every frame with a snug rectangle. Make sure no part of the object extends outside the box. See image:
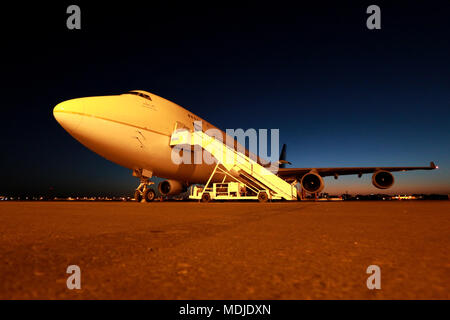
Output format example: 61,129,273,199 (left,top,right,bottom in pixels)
201,192,211,203
134,190,142,202
258,191,269,203
143,189,156,202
